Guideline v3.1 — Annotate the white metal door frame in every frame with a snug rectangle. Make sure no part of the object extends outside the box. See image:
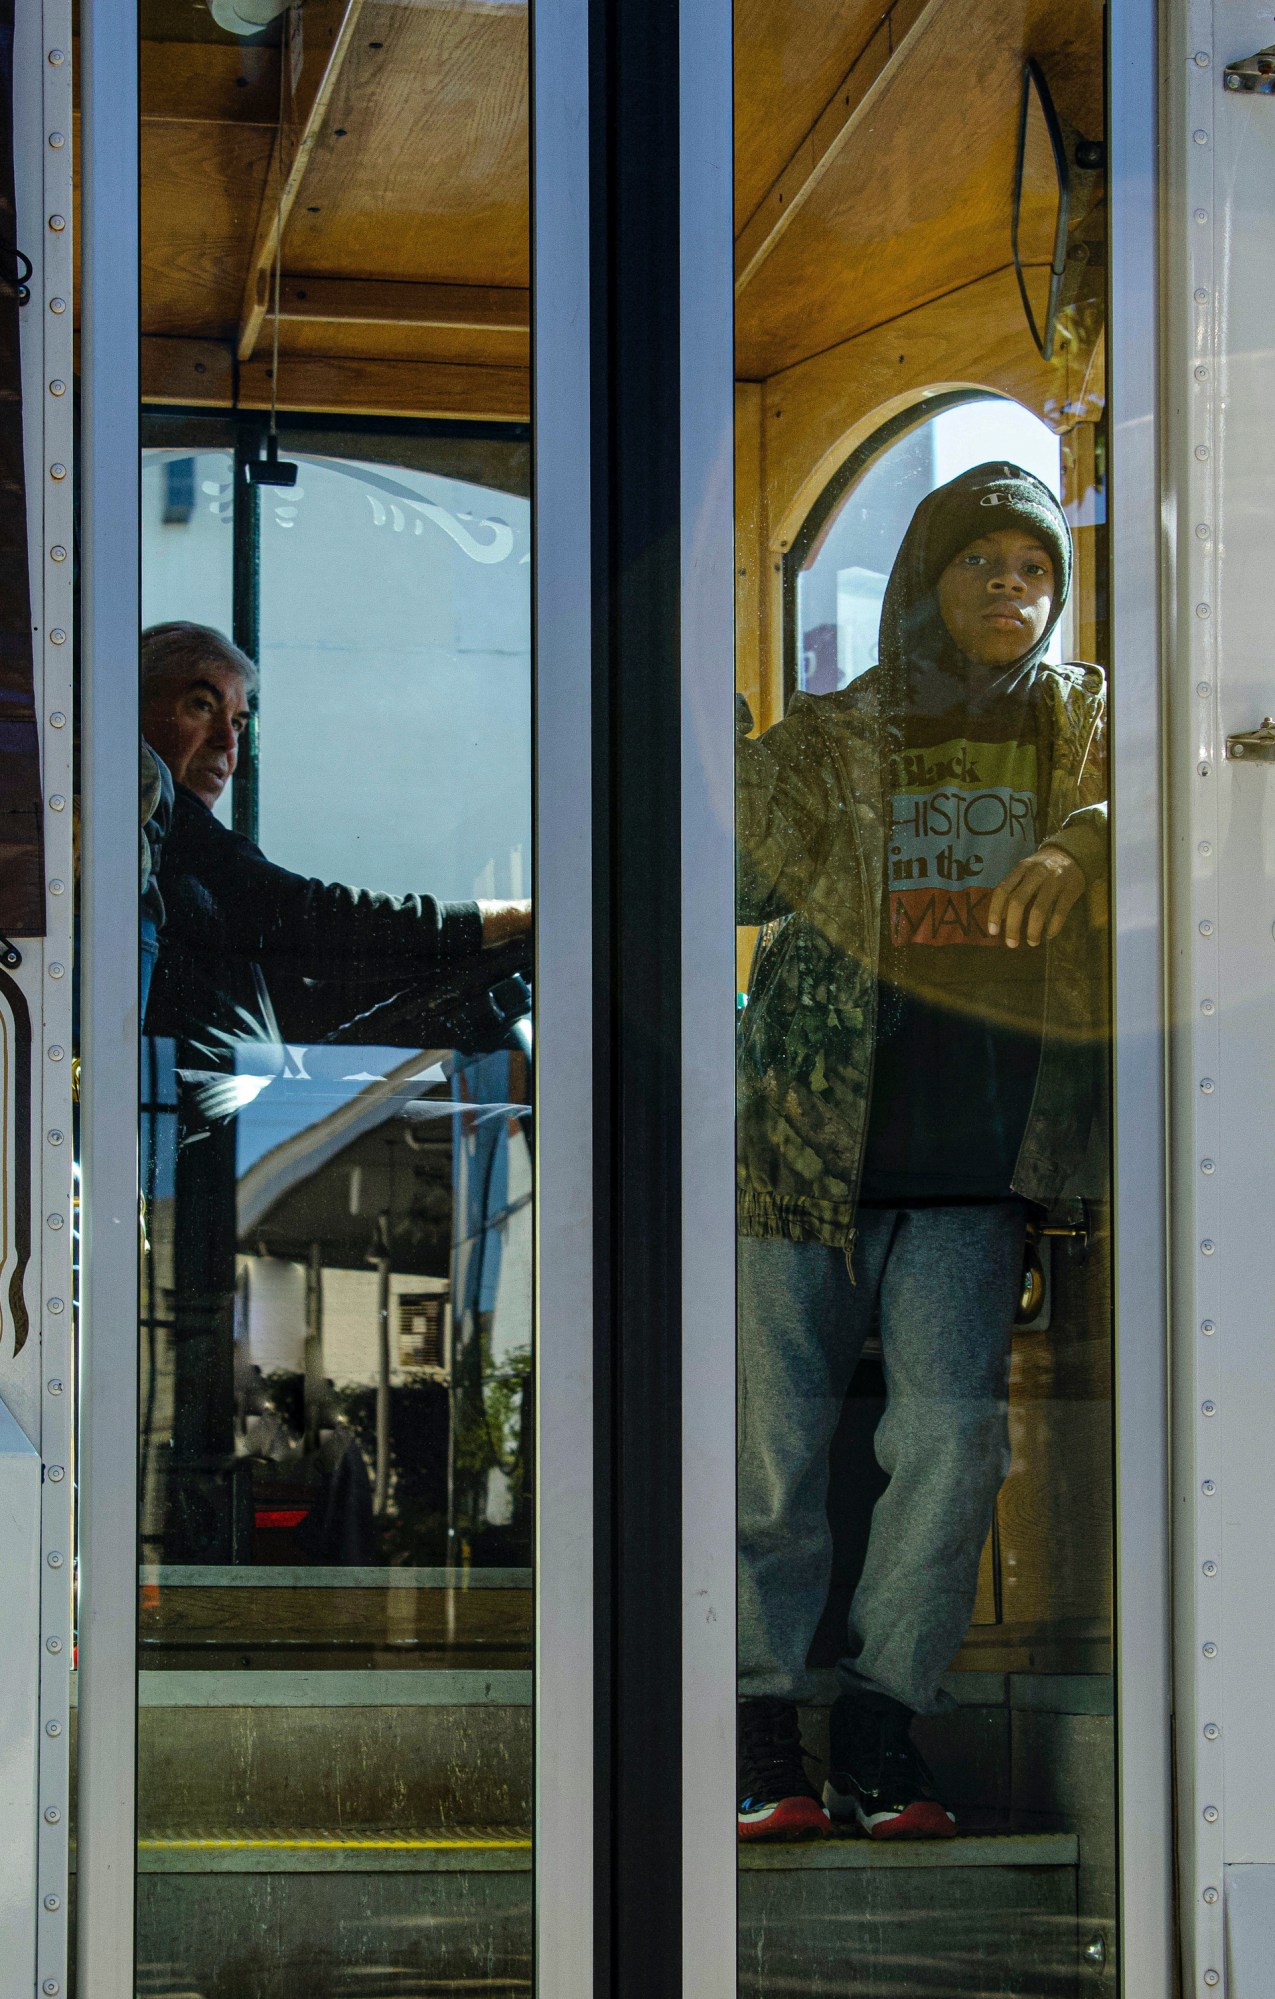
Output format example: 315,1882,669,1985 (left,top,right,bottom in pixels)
679,0,736,1990
675,0,1178,1987
532,0,596,1992
1109,0,1177,1987
1165,2,1275,1989
69,8,602,1998
0,3,77,1996
76,0,142,1991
